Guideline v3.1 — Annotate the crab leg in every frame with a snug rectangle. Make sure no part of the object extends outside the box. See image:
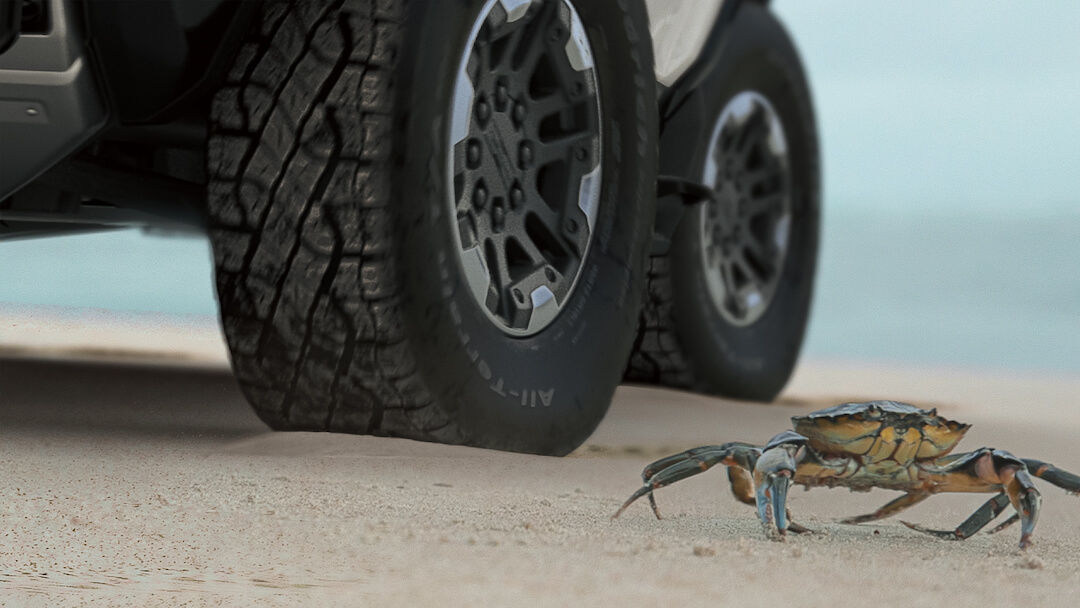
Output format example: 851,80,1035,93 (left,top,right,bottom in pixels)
901,493,1011,541
838,492,930,525
727,466,814,533
1022,458,1080,494
613,444,759,519
727,466,757,505
986,514,1019,535
617,442,760,518
906,449,1043,549
1004,468,1041,549
986,459,1079,536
